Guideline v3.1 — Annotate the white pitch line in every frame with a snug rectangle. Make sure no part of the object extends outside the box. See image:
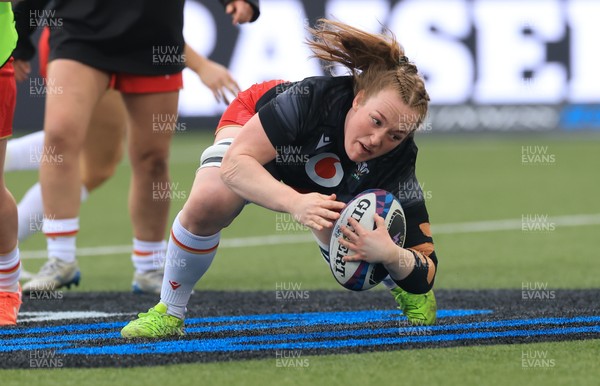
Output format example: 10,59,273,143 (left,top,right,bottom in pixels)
20,213,600,260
